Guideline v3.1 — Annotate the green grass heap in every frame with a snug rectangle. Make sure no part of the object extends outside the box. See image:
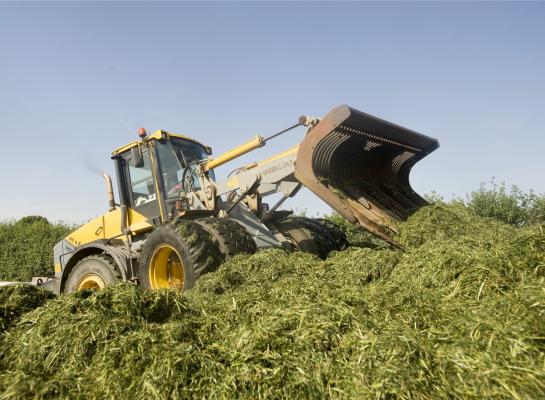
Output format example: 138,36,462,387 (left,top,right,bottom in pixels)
0,204,543,399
